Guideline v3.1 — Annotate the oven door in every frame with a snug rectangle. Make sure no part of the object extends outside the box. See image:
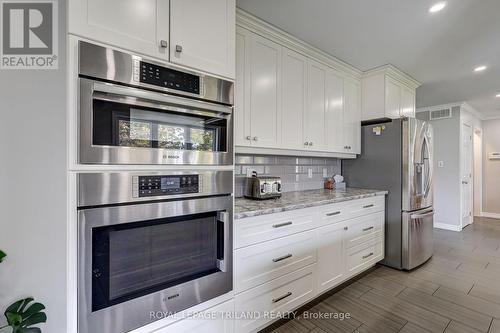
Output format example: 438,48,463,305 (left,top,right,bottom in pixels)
79,78,233,165
78,195,233,333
